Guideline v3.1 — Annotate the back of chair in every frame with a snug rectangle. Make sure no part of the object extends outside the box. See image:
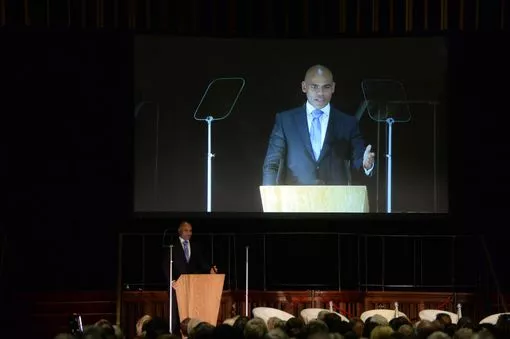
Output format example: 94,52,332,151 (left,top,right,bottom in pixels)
361,309,408,323
419,310,459,324
252,307,295,324
479,312,510,325
300,308,349,323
